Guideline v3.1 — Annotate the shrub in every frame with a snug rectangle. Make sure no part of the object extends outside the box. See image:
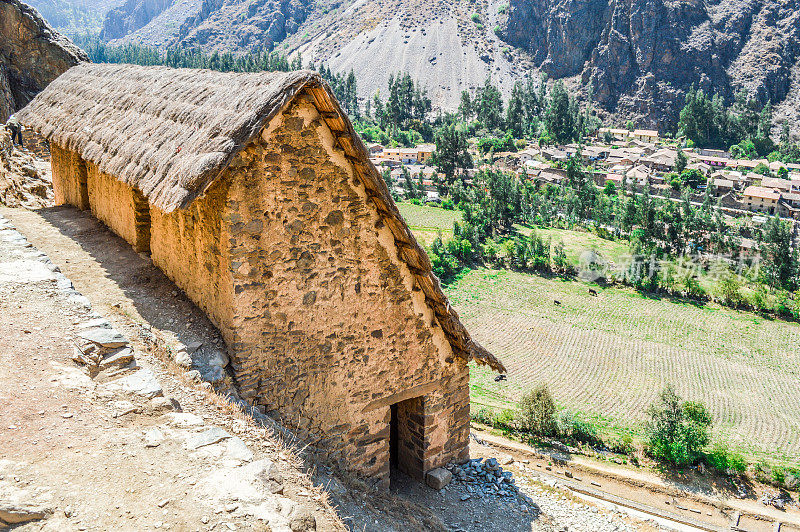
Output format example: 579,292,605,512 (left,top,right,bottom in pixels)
518,384,557,436
493,25,501,35
441,198,454,210
704,443,746,474
471,12,481,22
410,198,422,205
557,410,601,445
607,434,635,455
494,408,517,430
645,385,712,467
471,407,493,425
